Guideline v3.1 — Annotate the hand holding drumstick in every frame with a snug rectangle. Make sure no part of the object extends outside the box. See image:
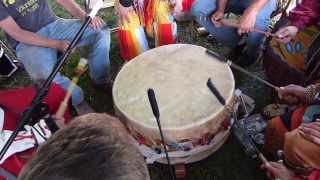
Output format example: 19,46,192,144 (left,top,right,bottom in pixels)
218,18,277,37
54,58,88,127
275,26,299,43
212,17,299,43
276,84,306,104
